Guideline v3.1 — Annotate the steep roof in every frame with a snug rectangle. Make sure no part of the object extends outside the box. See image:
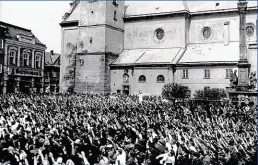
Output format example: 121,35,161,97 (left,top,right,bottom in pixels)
124,1,188,17
124,1,257,17
0,21,45,46
60,1,257,23
45,52,60,66
61,0,80,23
187,1,257,13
